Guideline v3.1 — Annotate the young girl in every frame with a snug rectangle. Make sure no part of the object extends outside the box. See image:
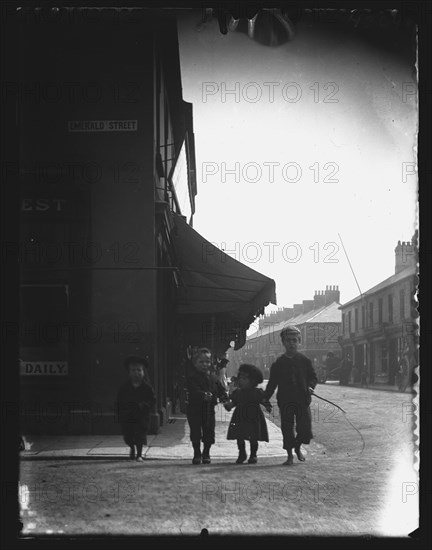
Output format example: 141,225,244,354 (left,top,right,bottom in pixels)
117,356,156,462
224,364,272,464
